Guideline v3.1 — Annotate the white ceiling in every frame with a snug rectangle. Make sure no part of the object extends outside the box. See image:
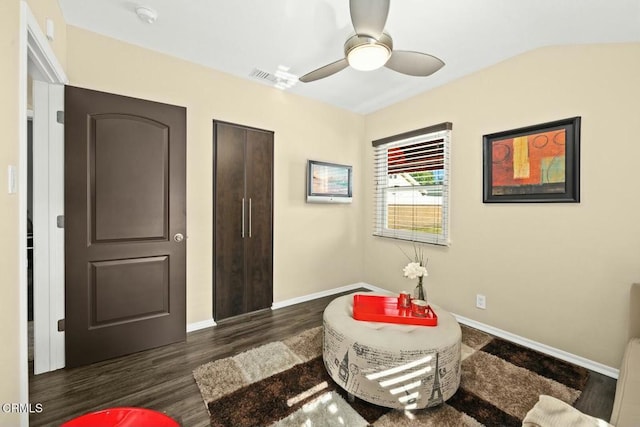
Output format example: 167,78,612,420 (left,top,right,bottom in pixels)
57,0,640,114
